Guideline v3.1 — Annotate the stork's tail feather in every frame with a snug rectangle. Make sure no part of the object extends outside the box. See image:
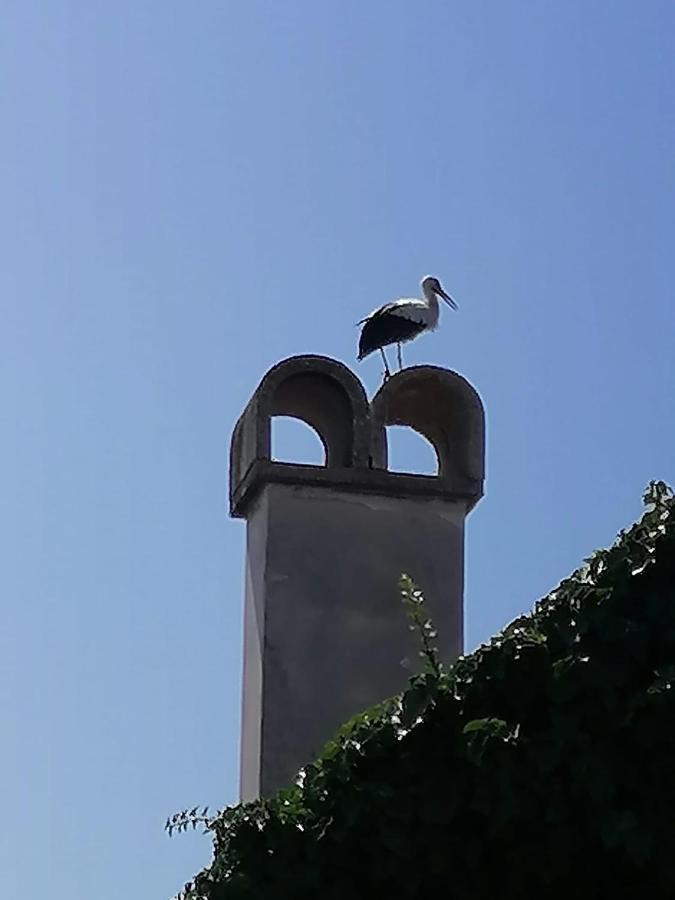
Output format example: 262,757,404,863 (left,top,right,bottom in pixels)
357,327,379,360
357,342,372,361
